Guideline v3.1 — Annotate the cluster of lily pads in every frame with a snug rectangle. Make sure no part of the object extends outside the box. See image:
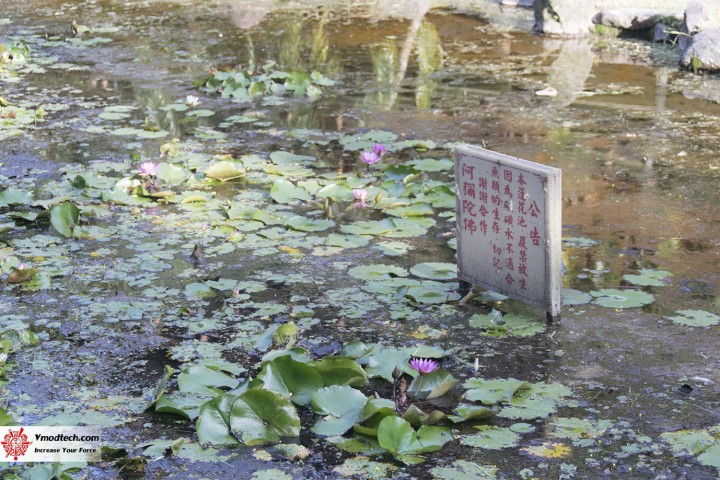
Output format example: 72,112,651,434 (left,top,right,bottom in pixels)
146,341,576,464
200,61,335,101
